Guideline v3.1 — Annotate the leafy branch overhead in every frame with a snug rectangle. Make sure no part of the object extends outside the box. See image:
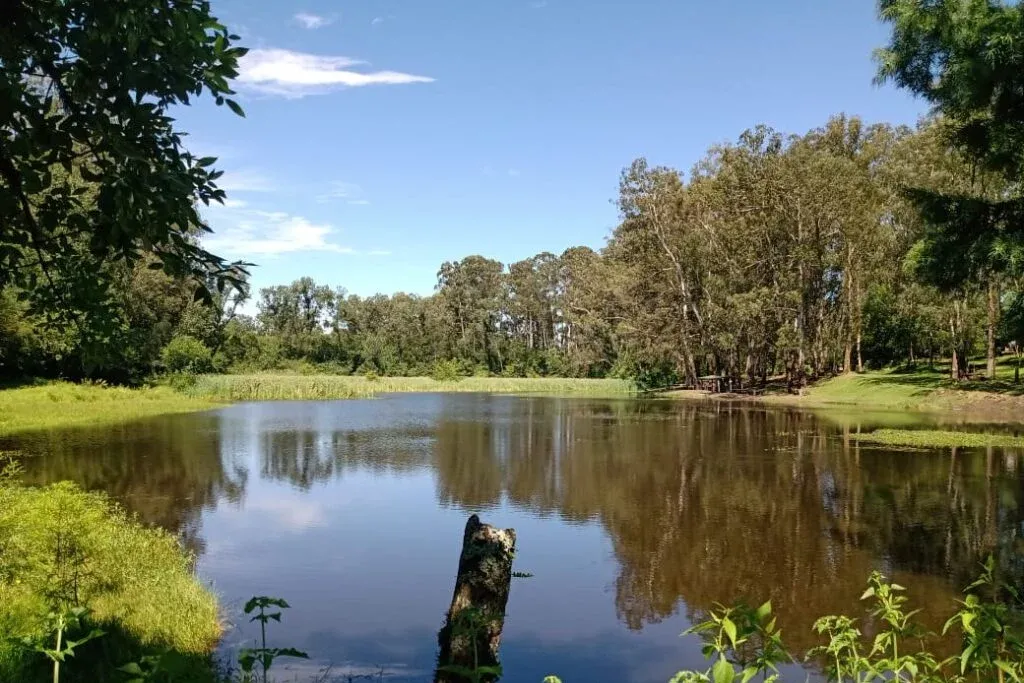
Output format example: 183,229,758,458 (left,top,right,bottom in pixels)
876,0,1024,286
0,0,251,321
